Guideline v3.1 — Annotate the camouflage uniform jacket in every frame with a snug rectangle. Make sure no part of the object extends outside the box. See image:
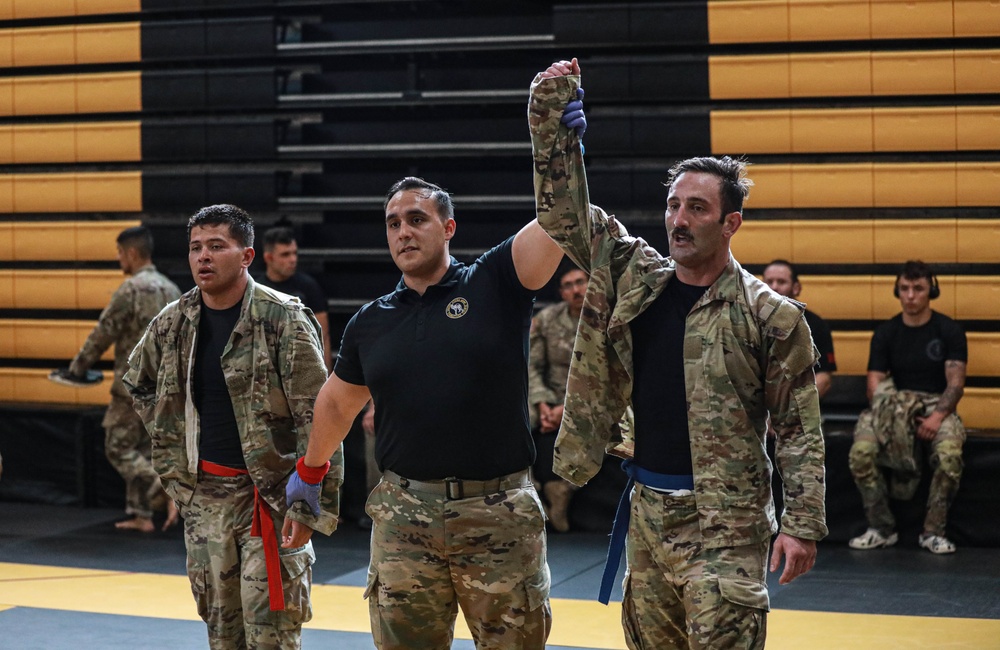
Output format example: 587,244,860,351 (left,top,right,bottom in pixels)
70,264,181,401
528,301,576,429
529,73,827,547
123,277,342,535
